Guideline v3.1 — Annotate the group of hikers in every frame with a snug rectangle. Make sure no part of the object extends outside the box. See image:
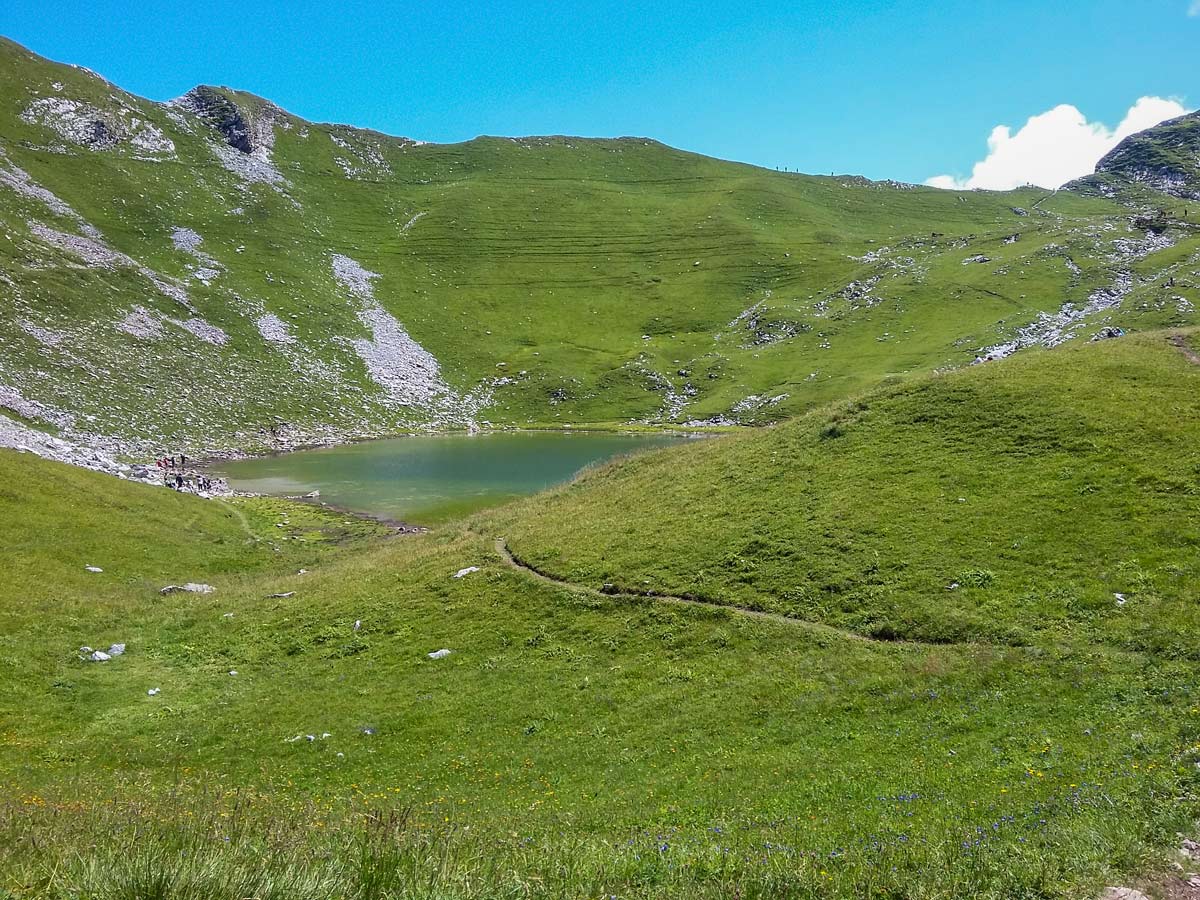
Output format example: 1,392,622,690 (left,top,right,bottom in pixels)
154,454,223,494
